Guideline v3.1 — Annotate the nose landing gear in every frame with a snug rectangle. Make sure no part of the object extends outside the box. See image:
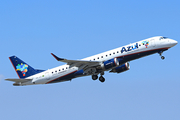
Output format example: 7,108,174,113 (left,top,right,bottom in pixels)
158,51,165,60
161,56,165,60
